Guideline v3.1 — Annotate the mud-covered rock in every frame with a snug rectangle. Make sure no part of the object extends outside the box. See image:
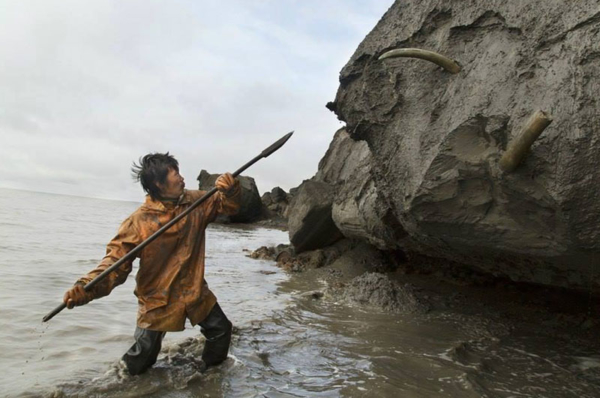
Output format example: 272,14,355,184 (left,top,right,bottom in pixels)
261,186,291,220
328,0,600,289
275,248,294,265
249,239,357,273
249,246,276,260
314,128,371,184
261,192,273,207
270,187,288,203
197,170,263,223
321,129,407,249
248,244,291,261
287,180,344,253
342,273,428,314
